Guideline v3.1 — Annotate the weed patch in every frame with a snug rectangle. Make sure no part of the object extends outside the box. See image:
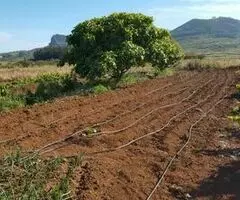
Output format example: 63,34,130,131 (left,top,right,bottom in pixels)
0,151,82,199
0,96,25,112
